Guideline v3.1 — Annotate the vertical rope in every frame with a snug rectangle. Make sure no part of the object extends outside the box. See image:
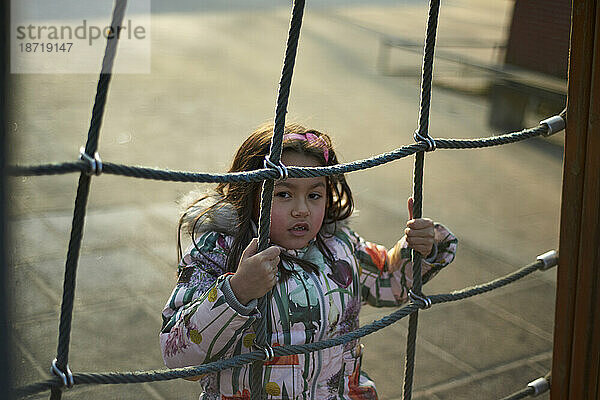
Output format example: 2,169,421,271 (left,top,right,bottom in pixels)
50,2,127,399
402,1,440,399
251,1,305,399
